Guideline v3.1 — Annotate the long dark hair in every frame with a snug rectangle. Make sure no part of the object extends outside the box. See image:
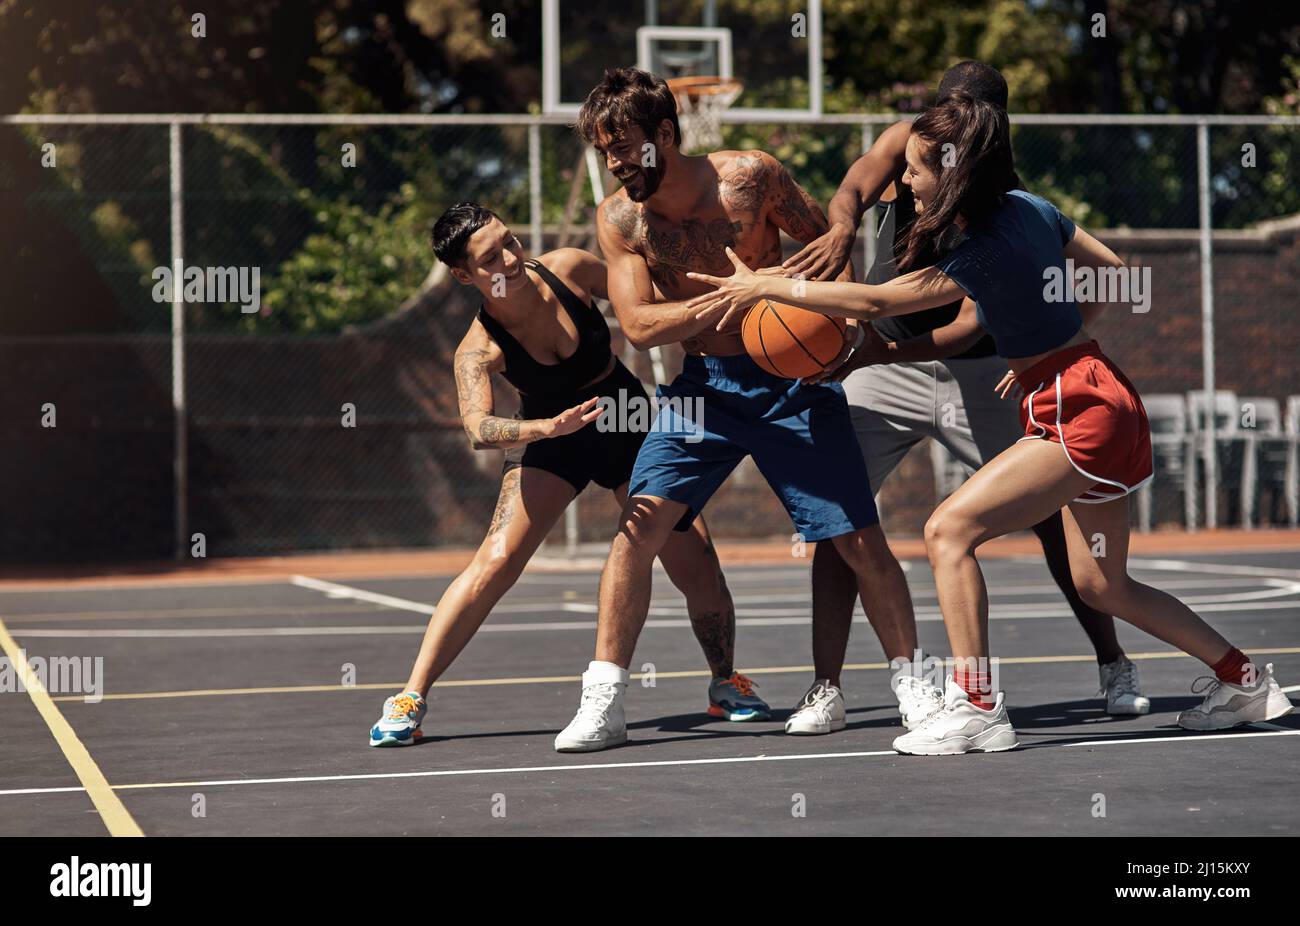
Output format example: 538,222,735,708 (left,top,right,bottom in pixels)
898,93,1020,272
